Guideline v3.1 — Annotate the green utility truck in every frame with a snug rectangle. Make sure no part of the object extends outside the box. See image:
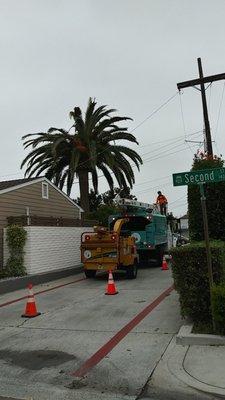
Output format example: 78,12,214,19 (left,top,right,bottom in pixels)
109,198,168,266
